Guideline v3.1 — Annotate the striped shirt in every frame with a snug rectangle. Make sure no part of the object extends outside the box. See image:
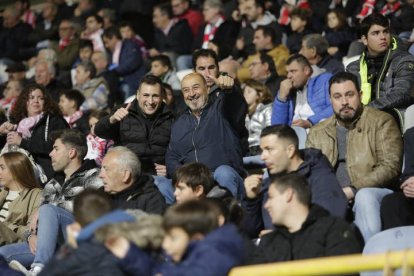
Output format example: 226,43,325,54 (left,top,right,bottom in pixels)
0,190,19,222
